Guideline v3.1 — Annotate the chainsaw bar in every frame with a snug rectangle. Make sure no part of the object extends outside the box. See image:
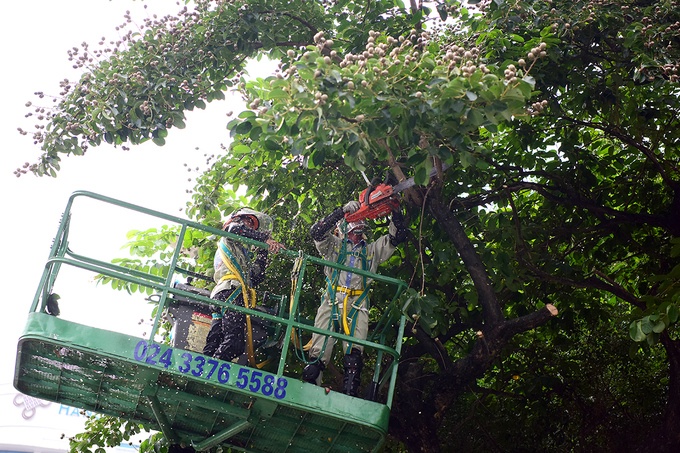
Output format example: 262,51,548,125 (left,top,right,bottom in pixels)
392,162,451,193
